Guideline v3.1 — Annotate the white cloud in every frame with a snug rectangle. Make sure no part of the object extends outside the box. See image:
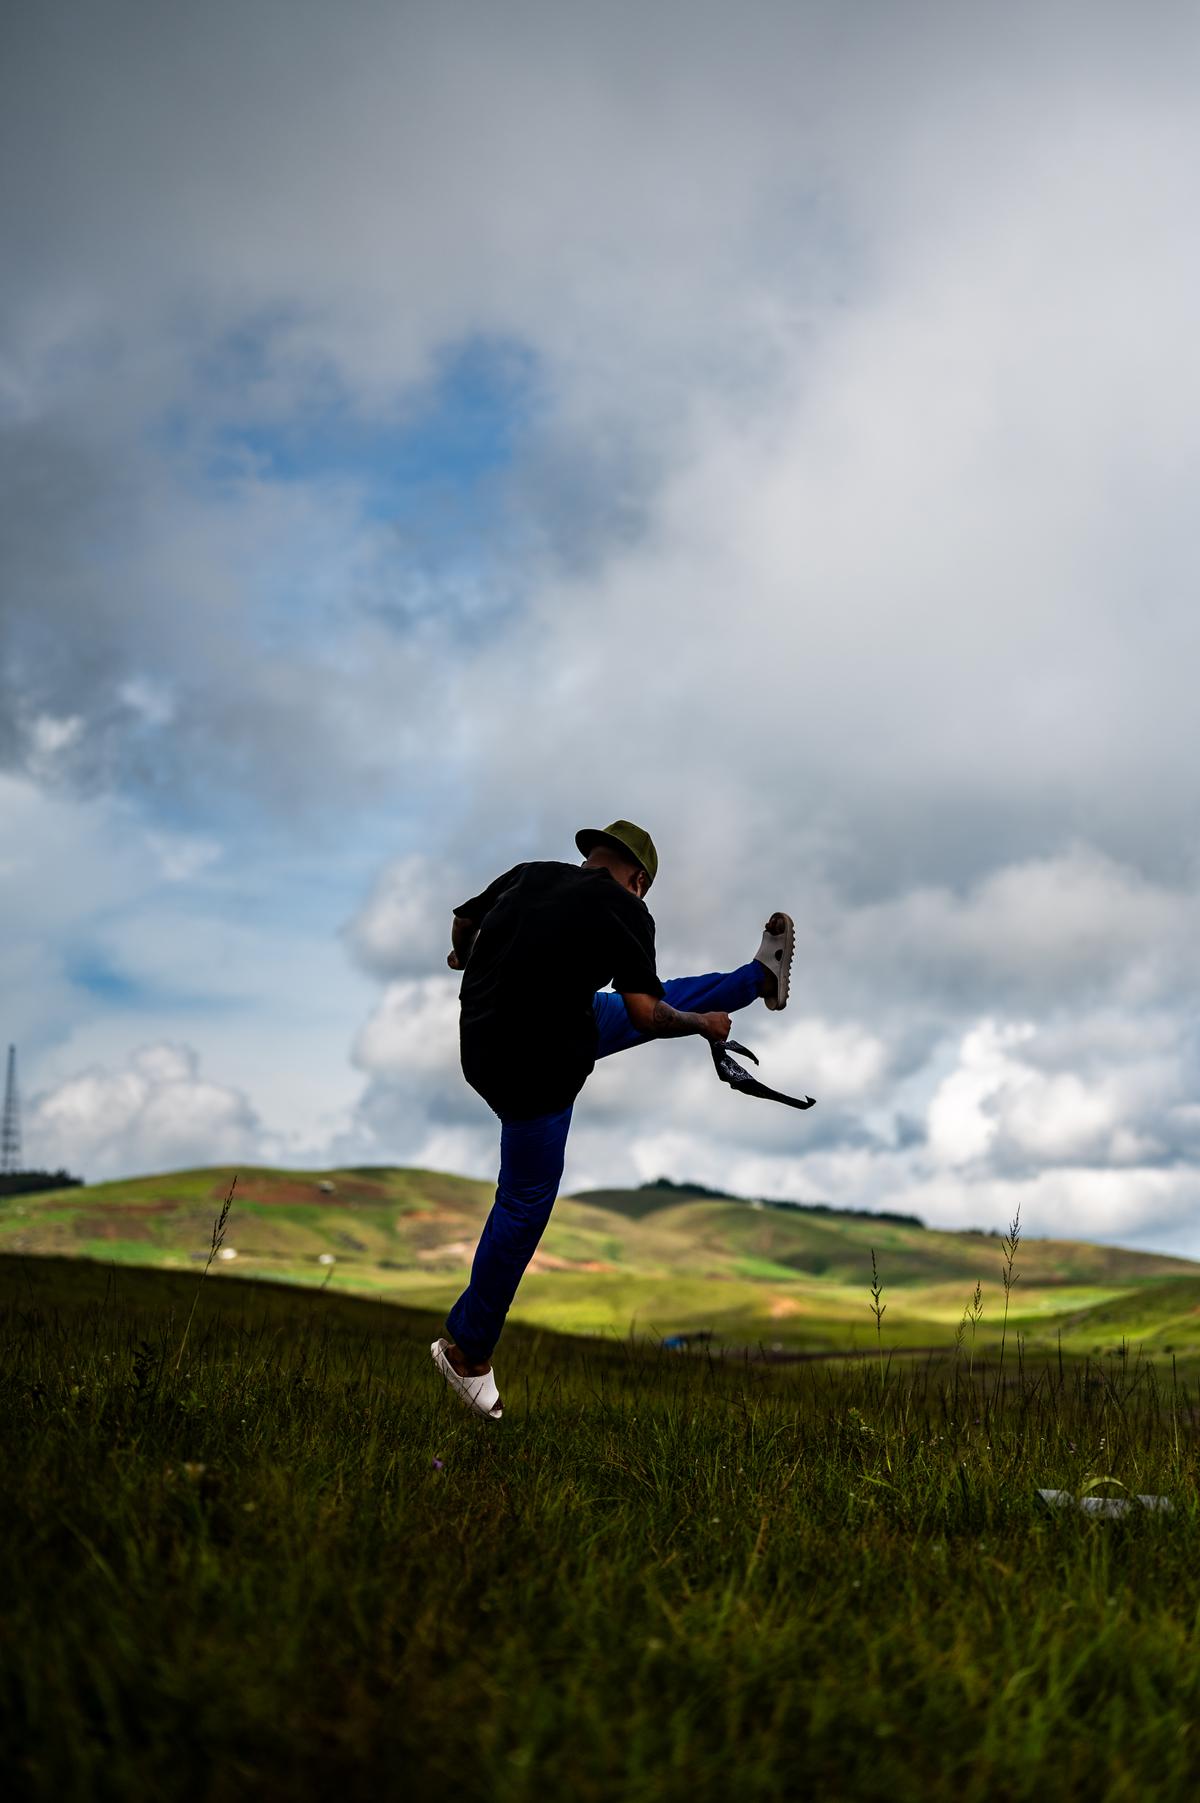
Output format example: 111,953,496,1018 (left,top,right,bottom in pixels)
926,1020,1125,1170
835,851,1198,1012
27,1042,261,1181
927,1022,1037,1167
342,855,461,980
997,1072,1116,1167
351,978,461,1080
768,1015,889,1104
145,831,222,883
25,712,84,779
118,677,175,728
900,1164,1200,1255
